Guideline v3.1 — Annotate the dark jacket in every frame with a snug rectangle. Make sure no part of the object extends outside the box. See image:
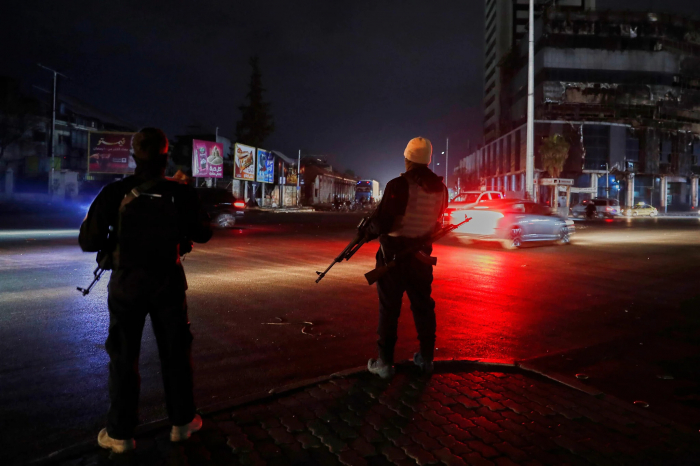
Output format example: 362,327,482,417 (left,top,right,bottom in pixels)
79,174,212,262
